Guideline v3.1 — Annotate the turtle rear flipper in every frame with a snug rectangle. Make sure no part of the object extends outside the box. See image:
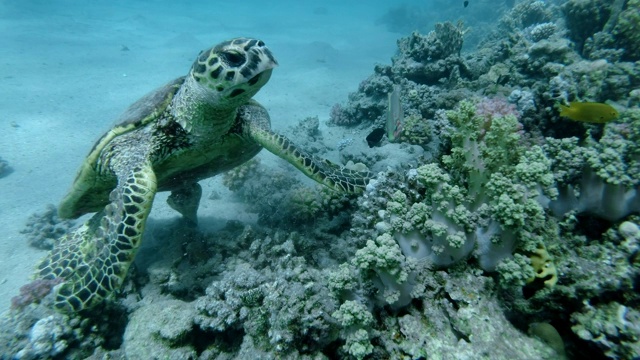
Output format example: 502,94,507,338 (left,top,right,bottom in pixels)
37,161,157,312
247,122,371,193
